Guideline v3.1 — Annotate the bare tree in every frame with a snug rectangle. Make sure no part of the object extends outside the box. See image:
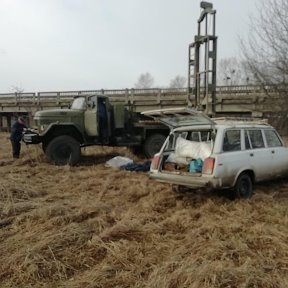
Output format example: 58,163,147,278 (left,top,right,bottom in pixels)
10,85,24,94
217,57,255,86
134,73,154,89
169,75,186,88
241,0,288,85
241,0,288,134
10,85,24,102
